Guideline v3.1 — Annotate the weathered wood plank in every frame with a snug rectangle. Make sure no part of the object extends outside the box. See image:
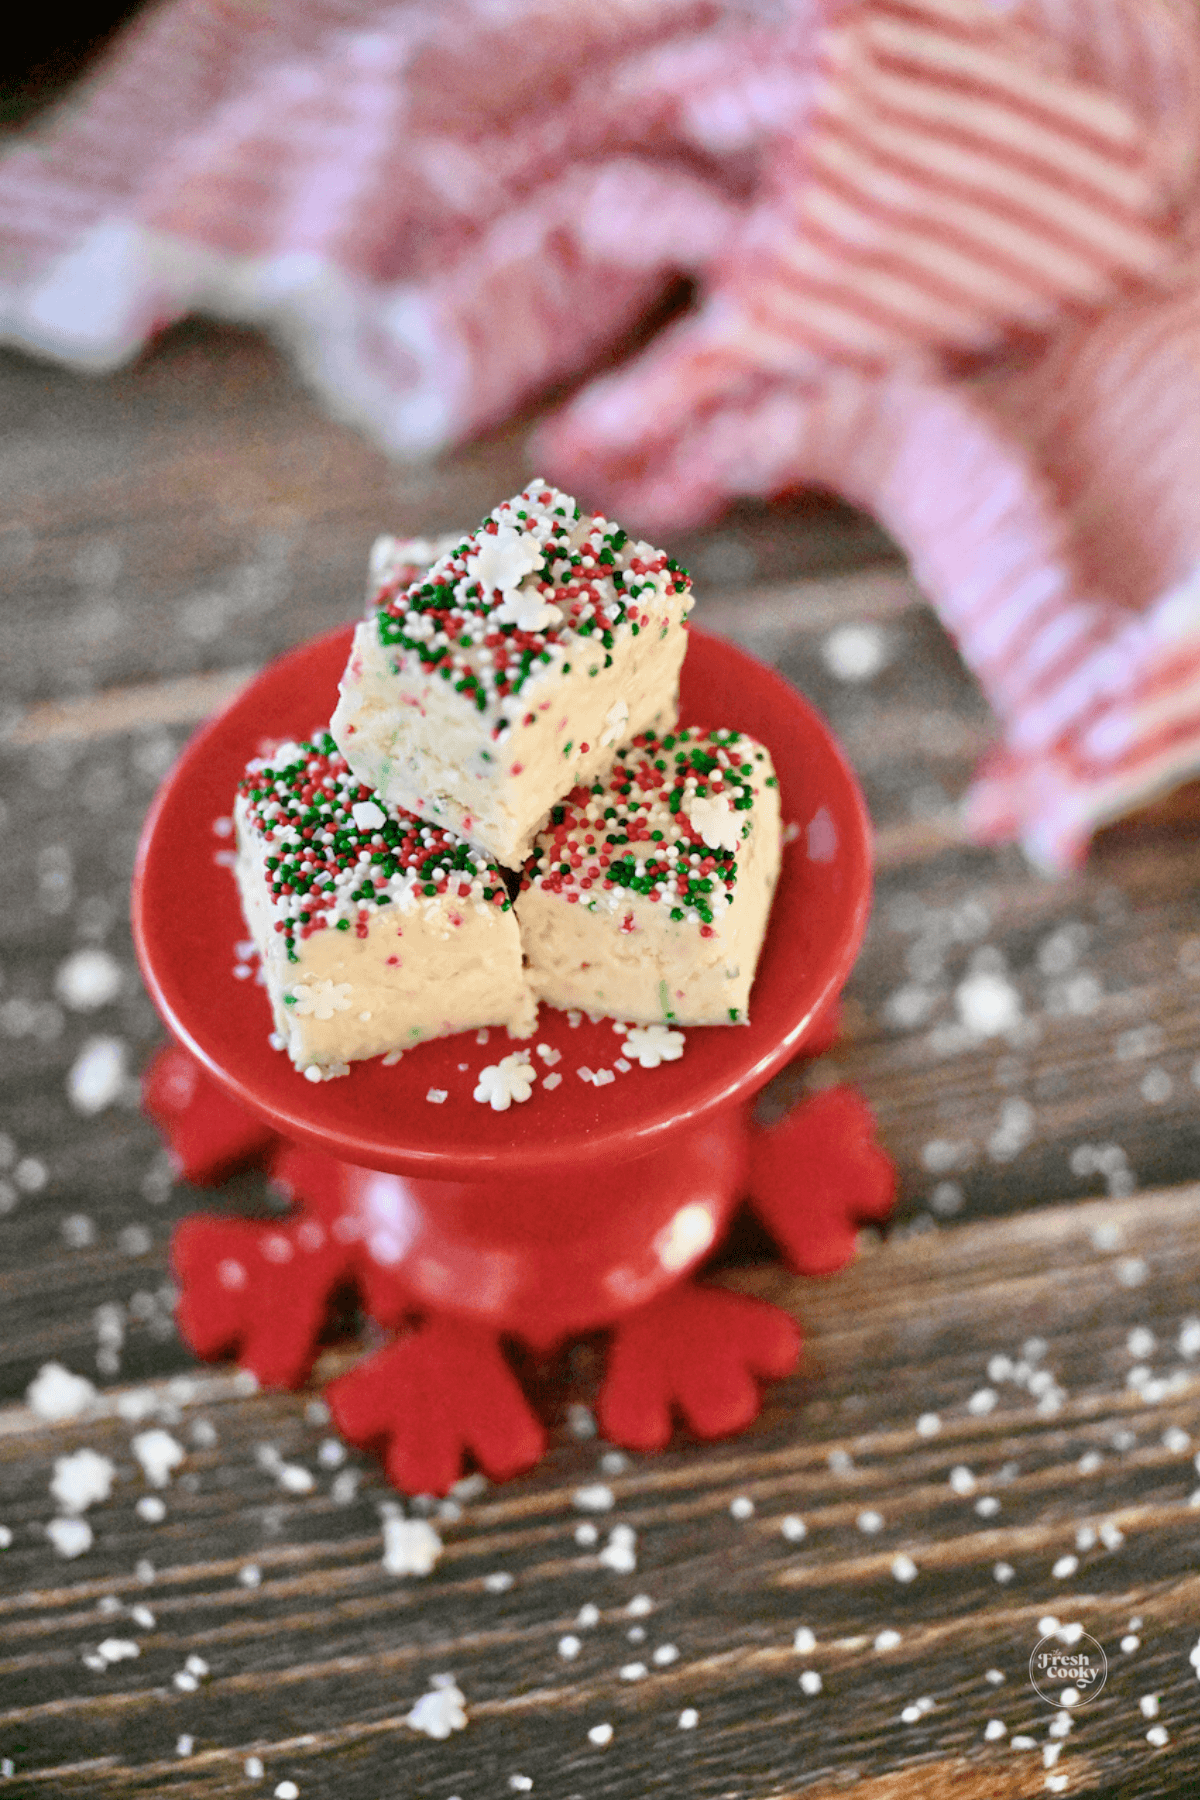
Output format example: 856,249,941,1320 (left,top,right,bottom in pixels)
1,1190,1198,1797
